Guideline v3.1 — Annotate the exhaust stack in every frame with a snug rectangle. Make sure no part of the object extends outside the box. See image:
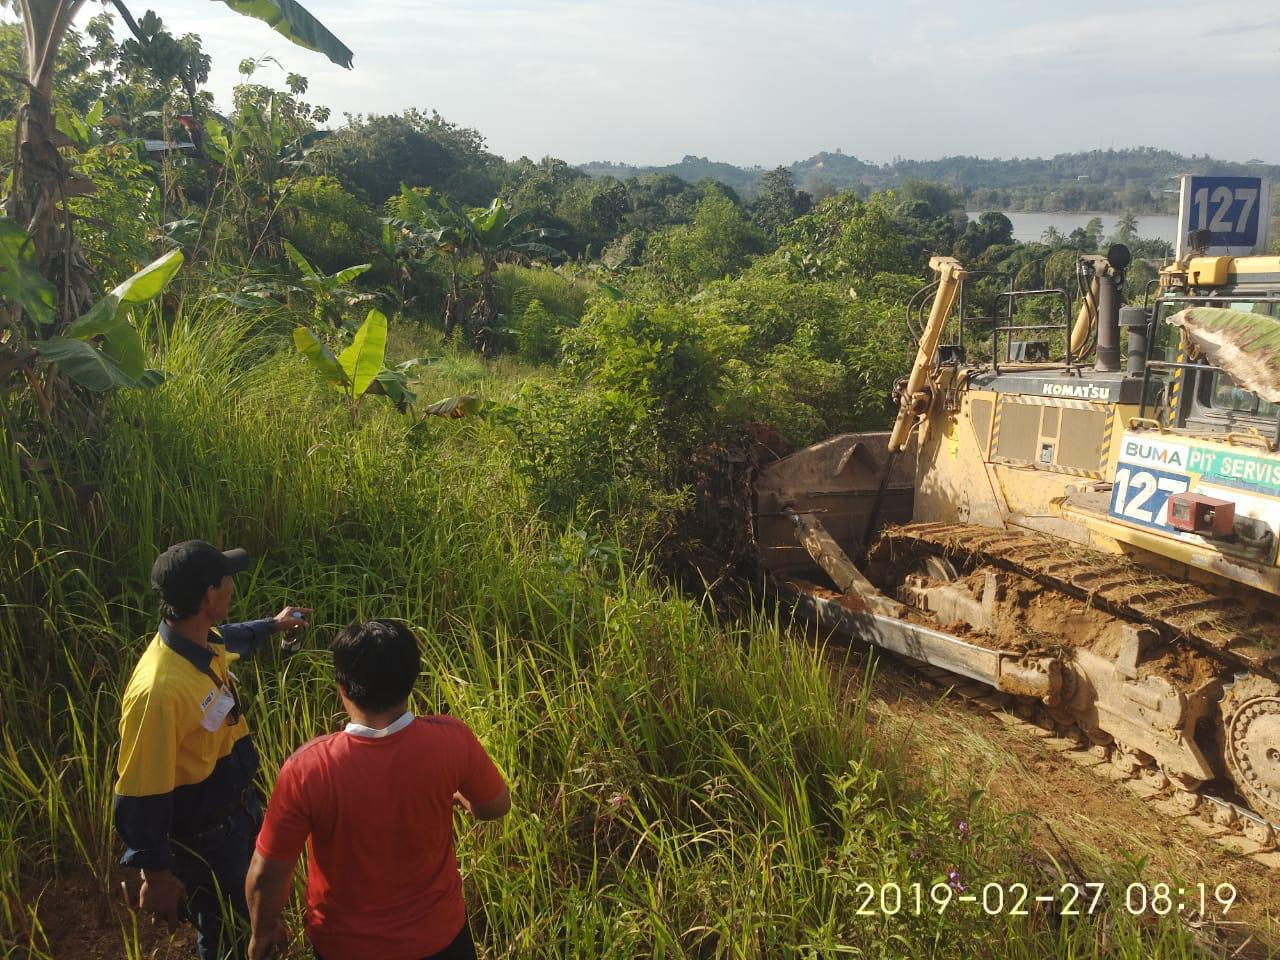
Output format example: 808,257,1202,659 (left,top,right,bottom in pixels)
1093,244,1130,373
1120,306,1150,377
